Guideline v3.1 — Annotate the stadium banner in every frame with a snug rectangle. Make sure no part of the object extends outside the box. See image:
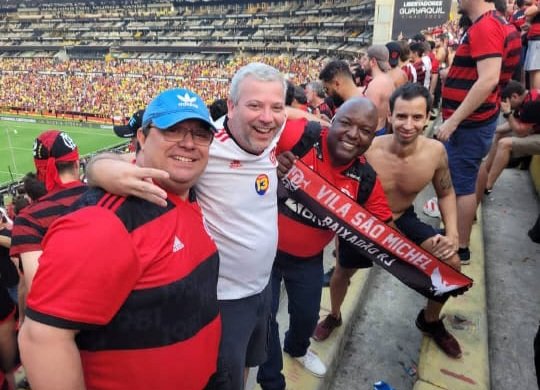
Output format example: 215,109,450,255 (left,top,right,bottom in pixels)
0,116,36,123
281,161,473,302
391,0,452,40
0,116,111,130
